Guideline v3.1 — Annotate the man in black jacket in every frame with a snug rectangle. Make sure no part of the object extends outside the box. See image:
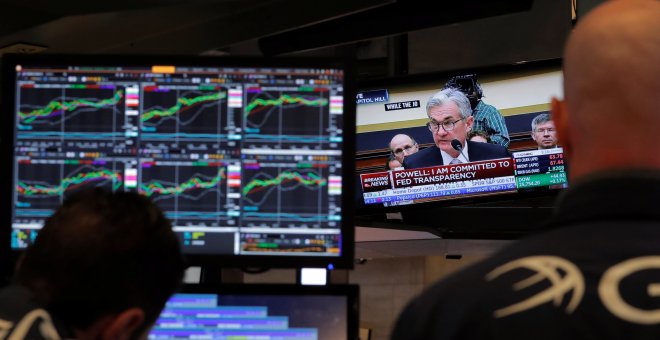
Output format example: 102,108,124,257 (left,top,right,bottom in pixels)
0,189,185,339
403,88,510,169
392,0,660,338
